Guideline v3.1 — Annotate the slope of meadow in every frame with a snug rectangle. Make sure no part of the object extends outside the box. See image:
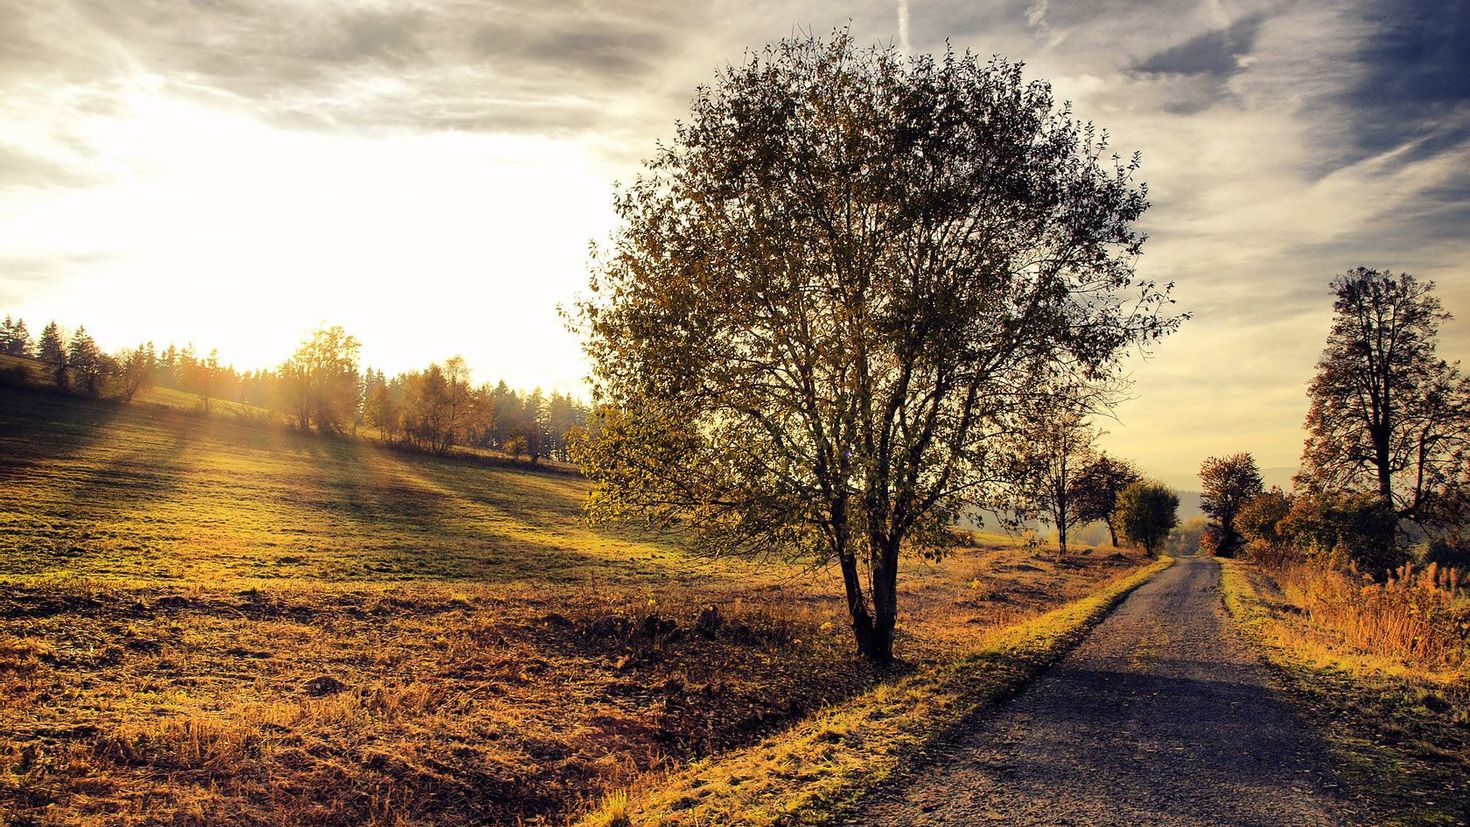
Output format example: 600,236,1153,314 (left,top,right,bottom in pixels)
0,386,1152,825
